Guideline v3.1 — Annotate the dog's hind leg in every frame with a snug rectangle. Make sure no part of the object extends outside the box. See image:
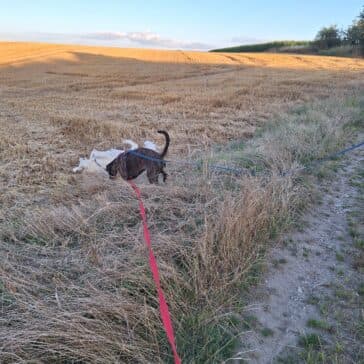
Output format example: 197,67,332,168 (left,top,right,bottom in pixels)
162,170,168,183
147,168,159,184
